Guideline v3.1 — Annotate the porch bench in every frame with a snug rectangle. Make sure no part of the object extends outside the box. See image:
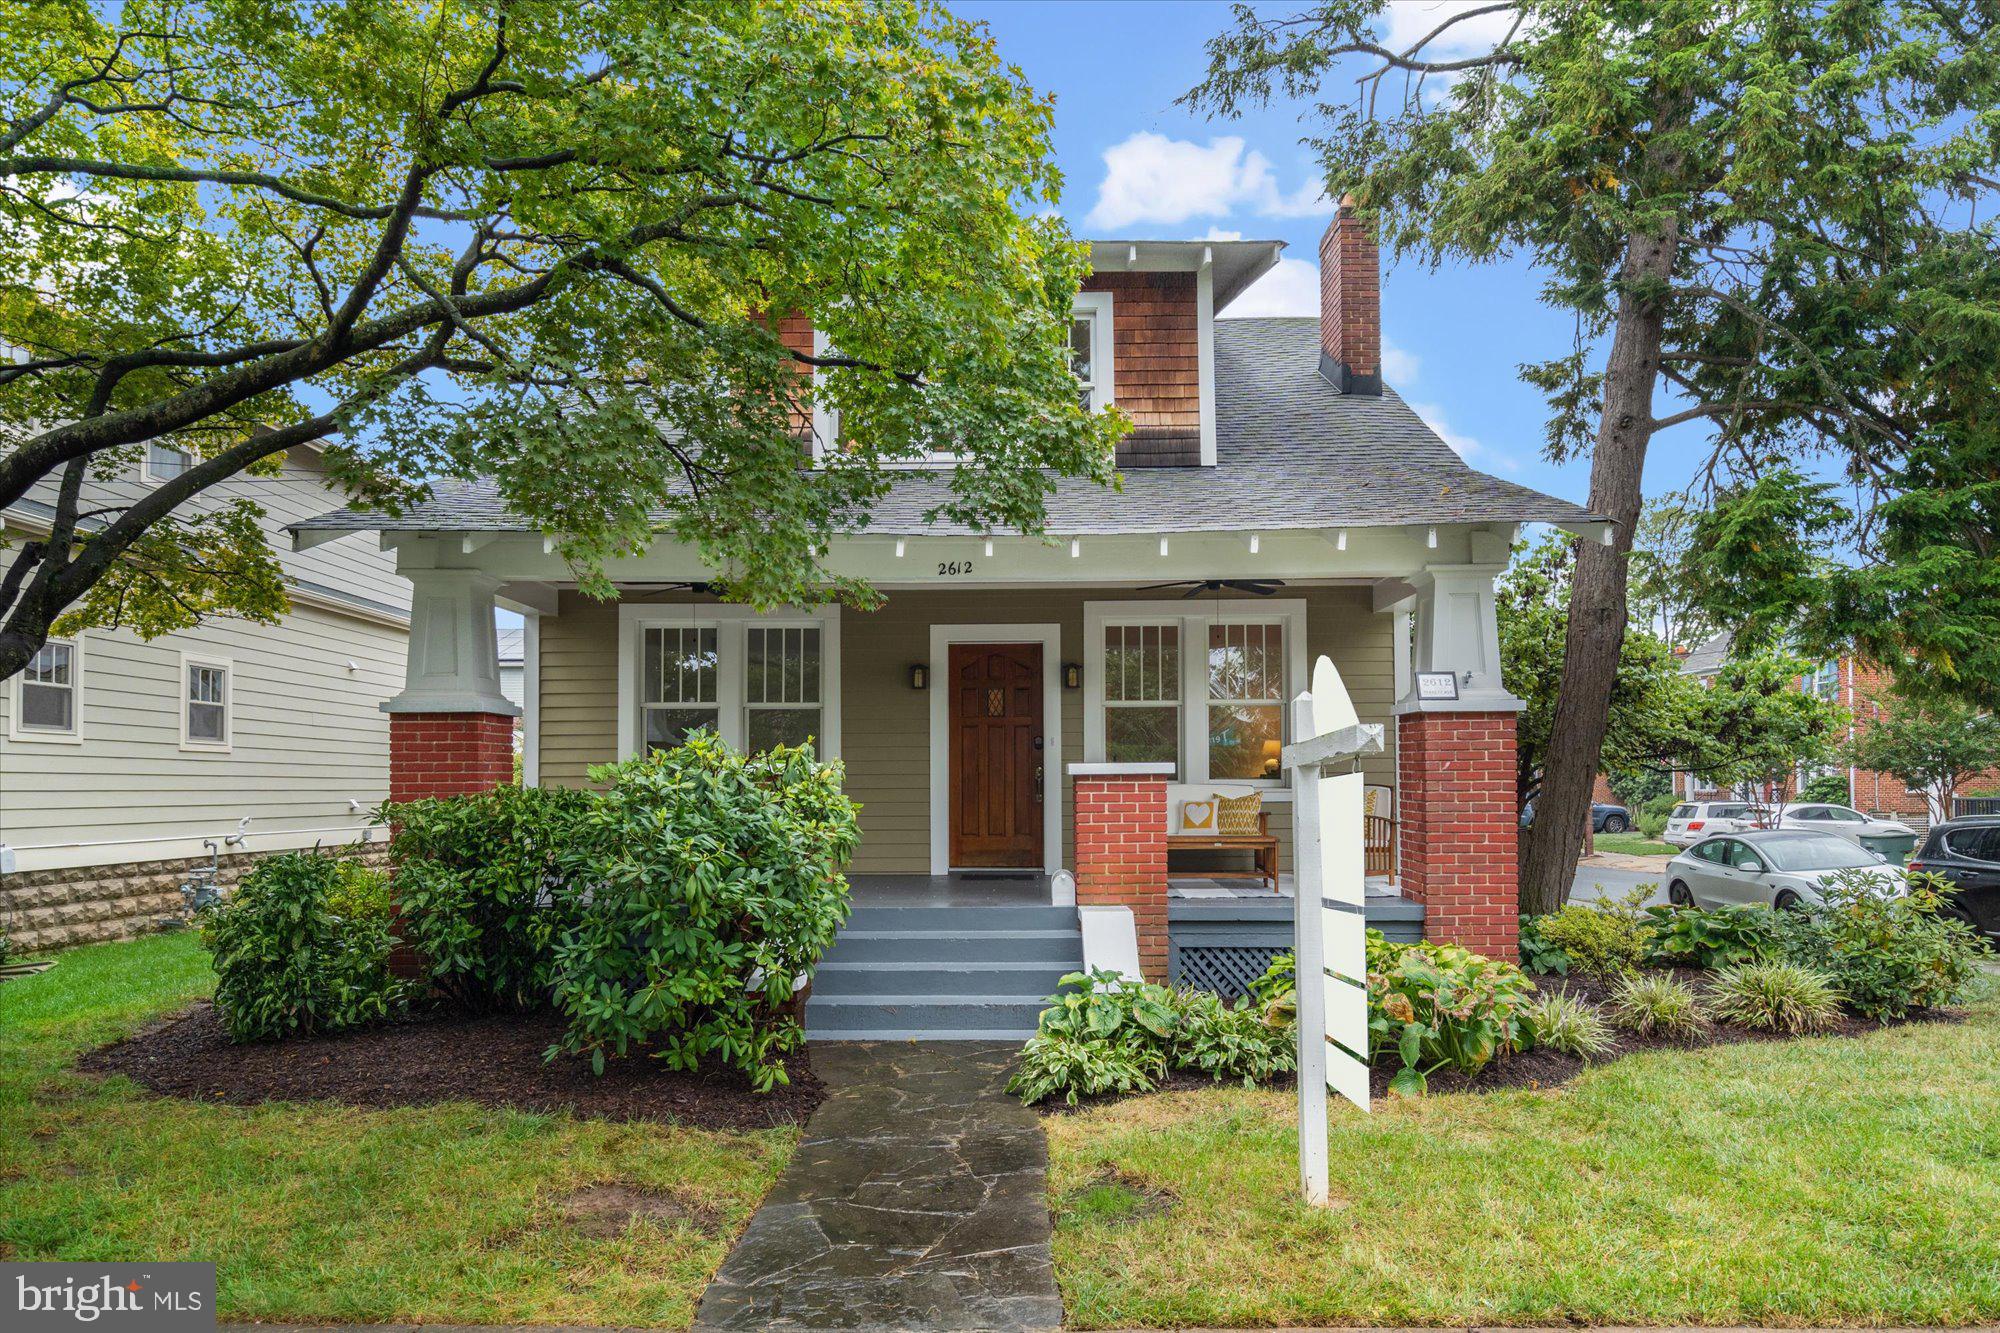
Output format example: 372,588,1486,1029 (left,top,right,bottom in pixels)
1167,811,1278,891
